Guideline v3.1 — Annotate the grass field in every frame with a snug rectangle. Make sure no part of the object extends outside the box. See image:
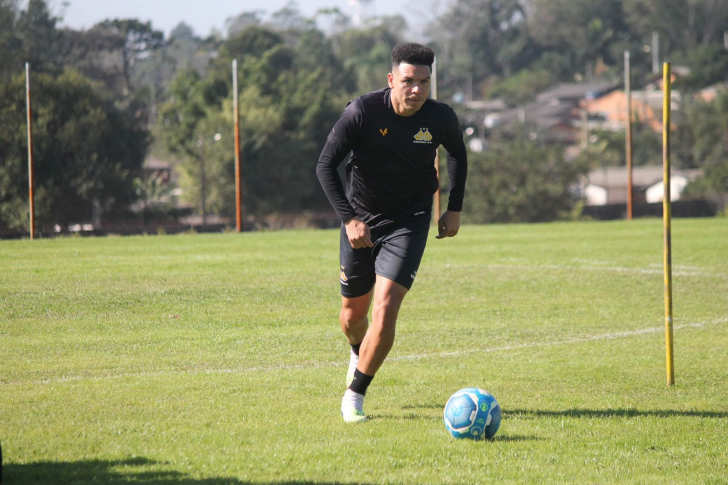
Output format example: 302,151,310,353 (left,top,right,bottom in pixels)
1,218,727,484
